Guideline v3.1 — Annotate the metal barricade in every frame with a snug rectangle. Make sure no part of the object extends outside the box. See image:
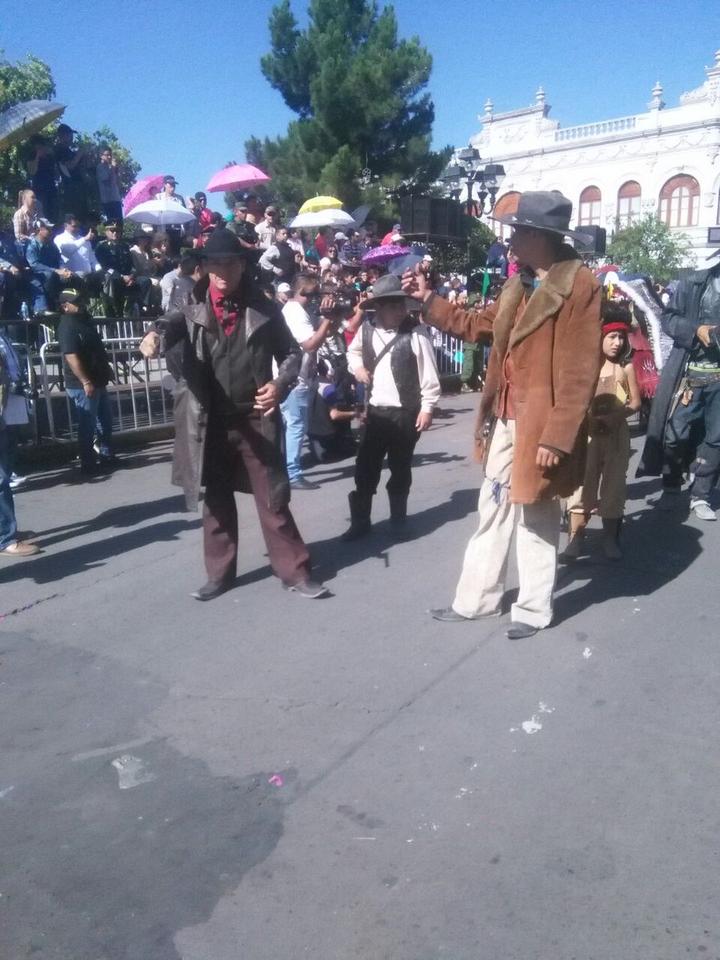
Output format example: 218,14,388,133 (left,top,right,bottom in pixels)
432,330,464,376
38,335,172,442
